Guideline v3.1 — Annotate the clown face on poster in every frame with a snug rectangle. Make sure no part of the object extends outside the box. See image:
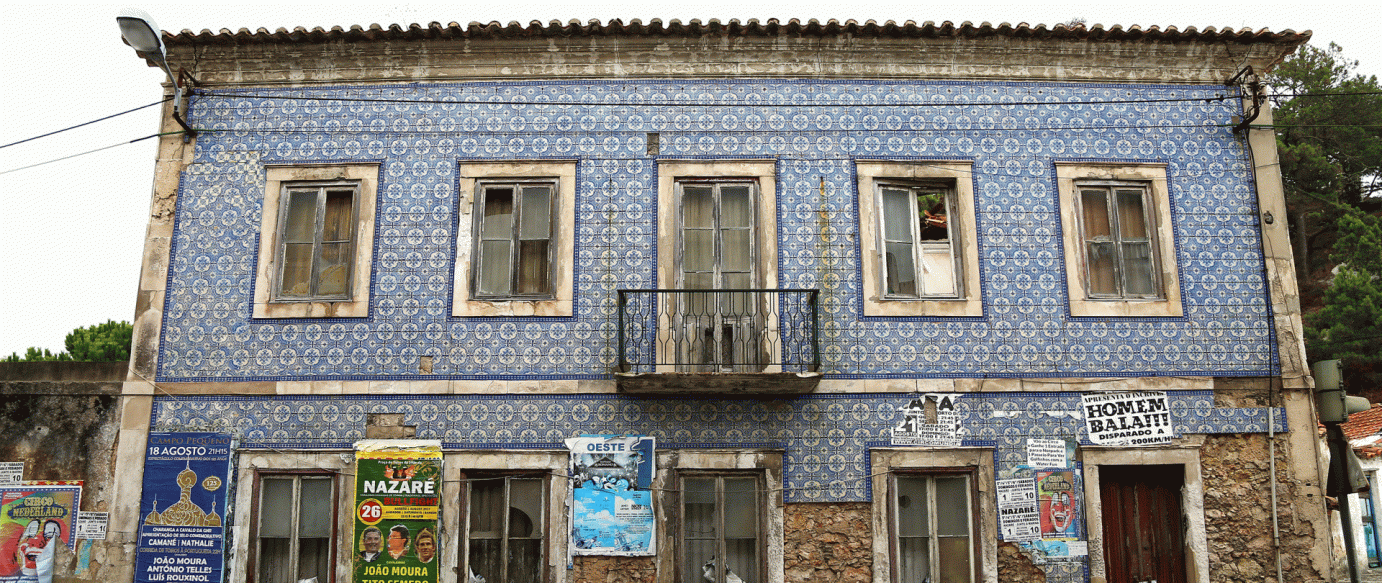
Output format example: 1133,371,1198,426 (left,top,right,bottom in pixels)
0,481,81,583
133,433,233,583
